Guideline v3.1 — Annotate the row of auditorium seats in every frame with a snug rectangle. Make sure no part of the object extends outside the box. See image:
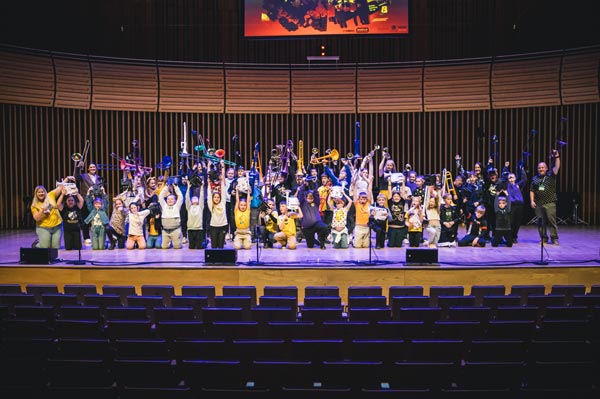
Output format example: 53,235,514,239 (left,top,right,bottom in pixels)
2,283,600,305
1,337,599,398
